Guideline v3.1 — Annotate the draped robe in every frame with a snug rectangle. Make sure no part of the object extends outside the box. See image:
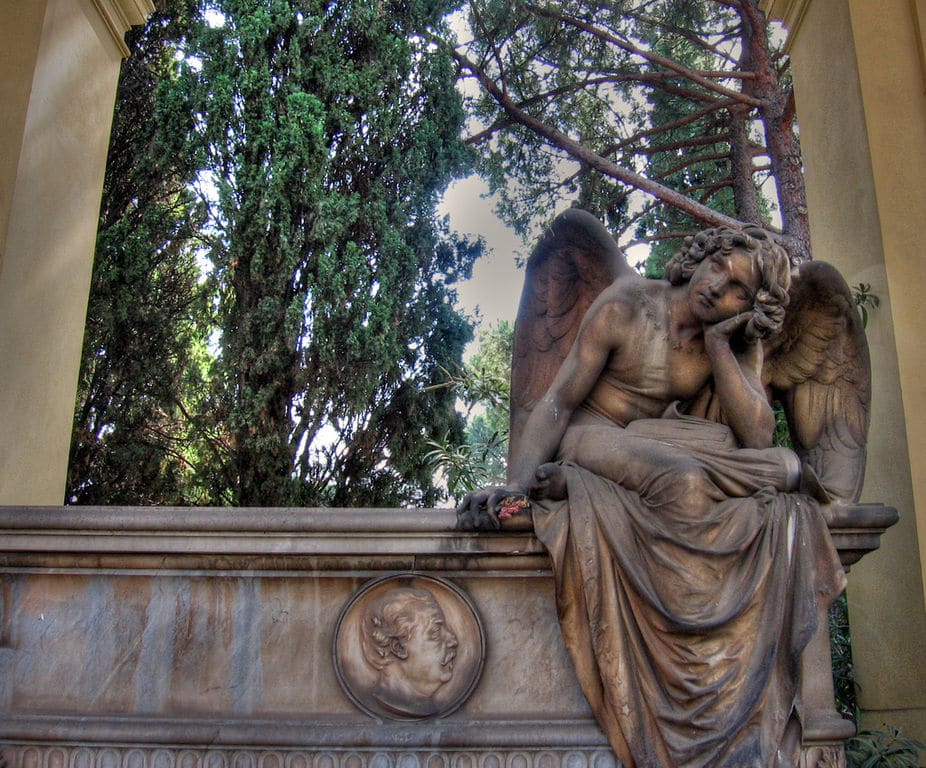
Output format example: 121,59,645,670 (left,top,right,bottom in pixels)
531,410,846,768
